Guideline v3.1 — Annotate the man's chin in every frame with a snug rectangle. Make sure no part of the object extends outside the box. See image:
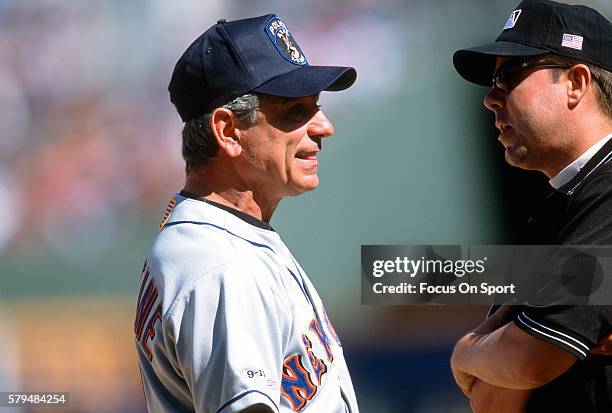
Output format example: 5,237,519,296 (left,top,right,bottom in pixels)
288,176,320,196
504,146,529,168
